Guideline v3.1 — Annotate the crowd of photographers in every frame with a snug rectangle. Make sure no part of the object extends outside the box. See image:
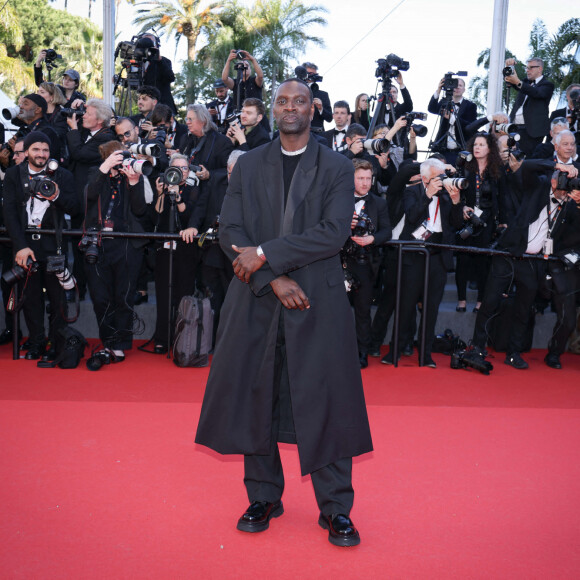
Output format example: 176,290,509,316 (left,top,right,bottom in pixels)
0,41,579,373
